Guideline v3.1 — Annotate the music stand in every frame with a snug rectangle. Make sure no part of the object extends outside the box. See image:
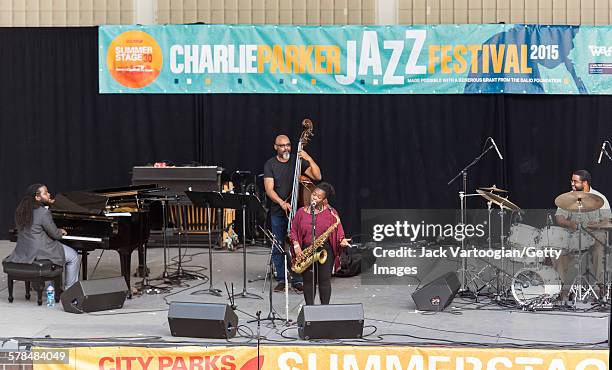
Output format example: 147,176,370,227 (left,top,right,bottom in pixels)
185,191,225,297
222,192,264,300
